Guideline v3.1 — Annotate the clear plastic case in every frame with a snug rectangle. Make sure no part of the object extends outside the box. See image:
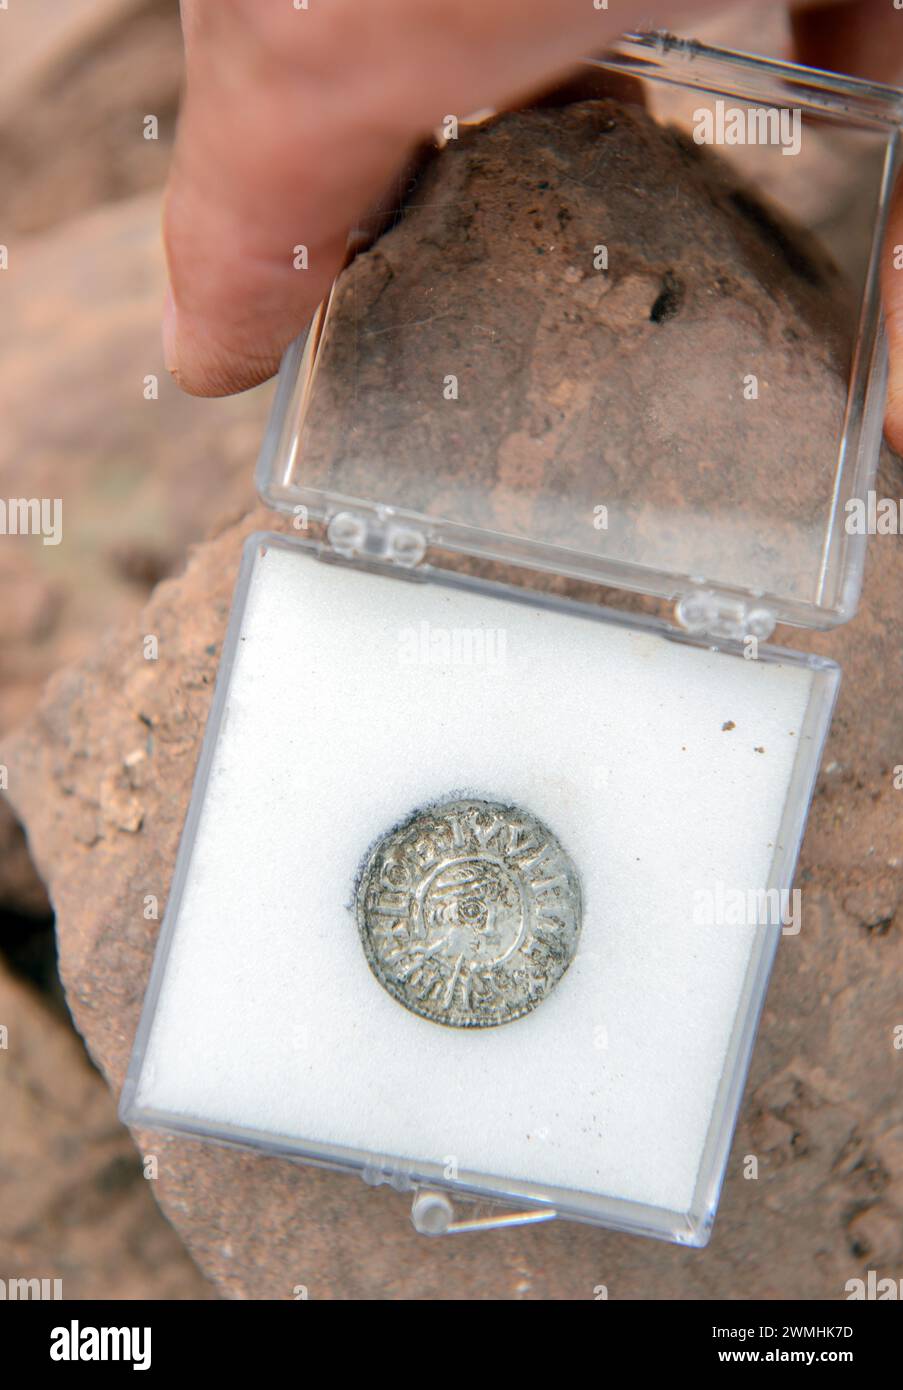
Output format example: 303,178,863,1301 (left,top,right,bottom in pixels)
121,35,900,1245
257,32,901,630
